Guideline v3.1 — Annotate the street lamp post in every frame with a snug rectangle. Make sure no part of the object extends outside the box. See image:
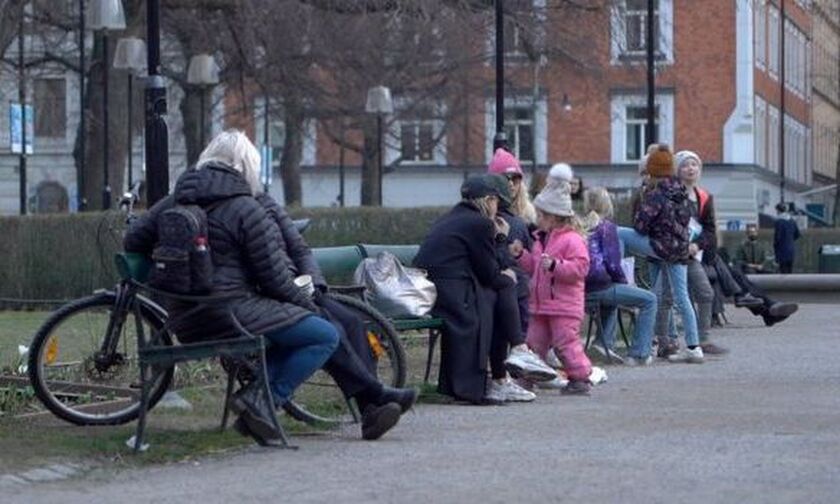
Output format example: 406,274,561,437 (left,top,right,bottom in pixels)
78,0,87,211
145,0,169,207
113,37,146,191
645,0,657,146
88,0,126,210
493,0,507,151
365,85,394,207
187,54,220,148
